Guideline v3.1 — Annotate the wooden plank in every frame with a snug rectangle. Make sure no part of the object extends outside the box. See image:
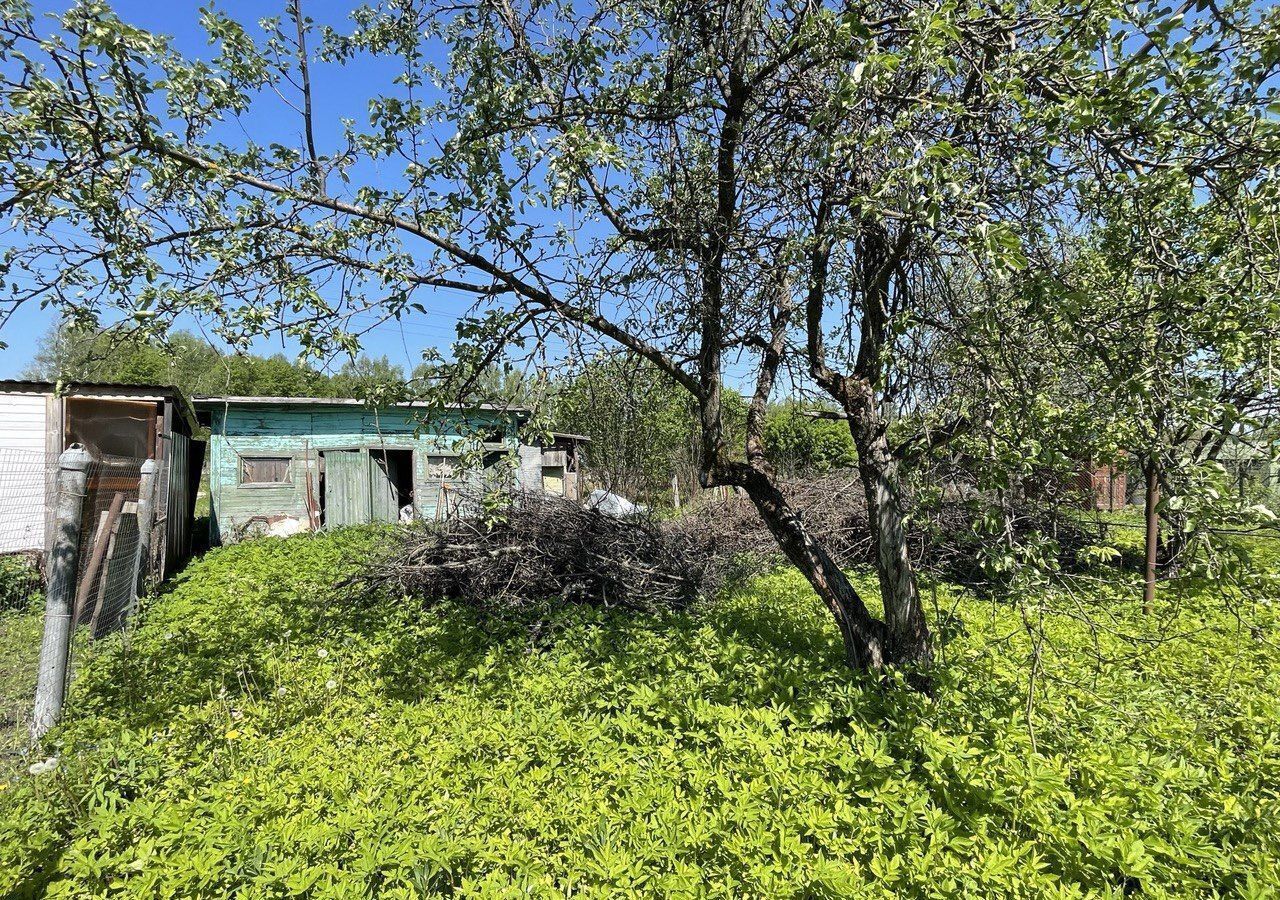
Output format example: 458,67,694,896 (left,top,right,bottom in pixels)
164,432,189,578
369,452,400,524
323,450,369,527
73,493,124,626
94,513,141,638
302,442,320,530
88,507,127,636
